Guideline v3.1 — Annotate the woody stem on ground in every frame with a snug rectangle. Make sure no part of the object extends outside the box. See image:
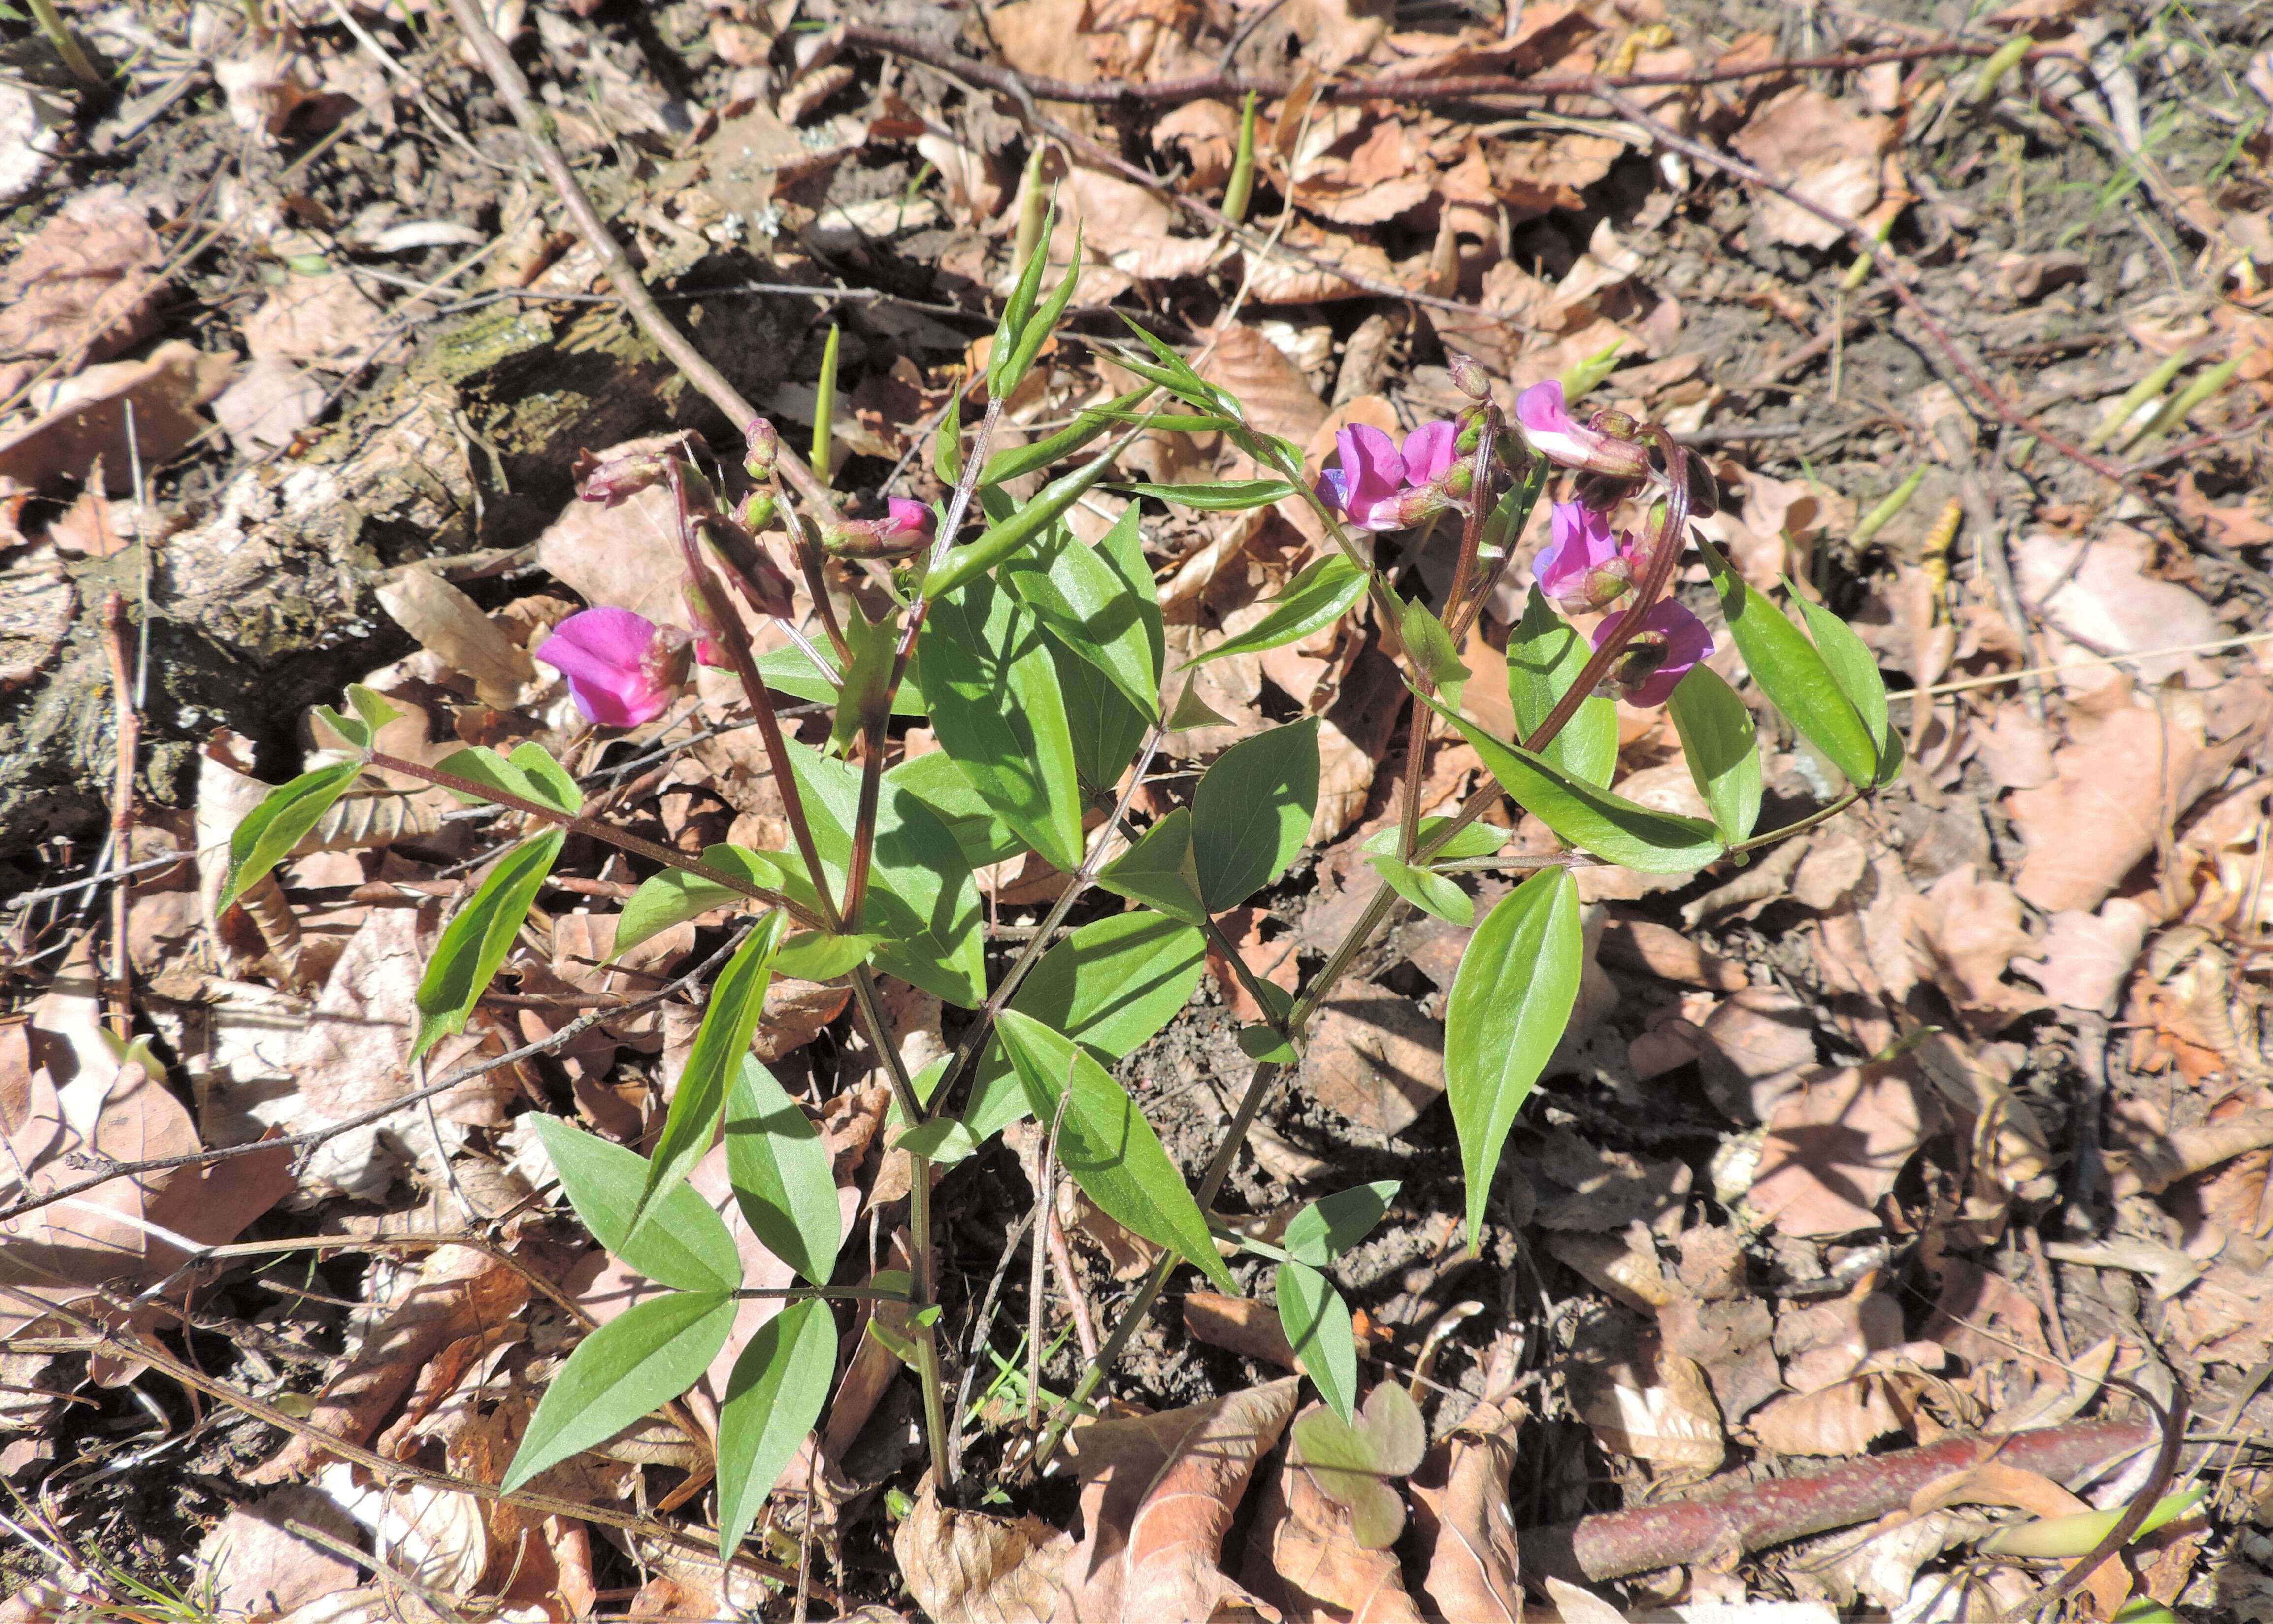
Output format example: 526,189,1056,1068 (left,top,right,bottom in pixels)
1034,444,1690,1474
438,0,838,521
